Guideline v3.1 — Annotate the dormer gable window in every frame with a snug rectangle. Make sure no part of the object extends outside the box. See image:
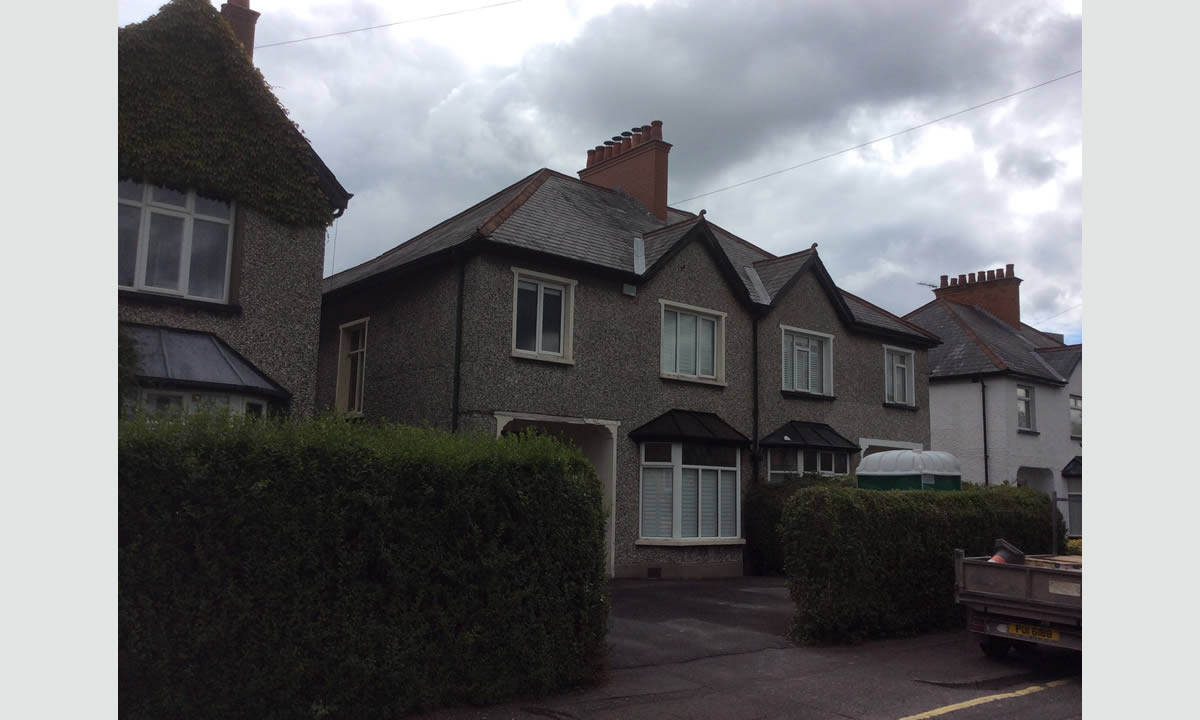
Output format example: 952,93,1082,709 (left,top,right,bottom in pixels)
119,180,235,303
